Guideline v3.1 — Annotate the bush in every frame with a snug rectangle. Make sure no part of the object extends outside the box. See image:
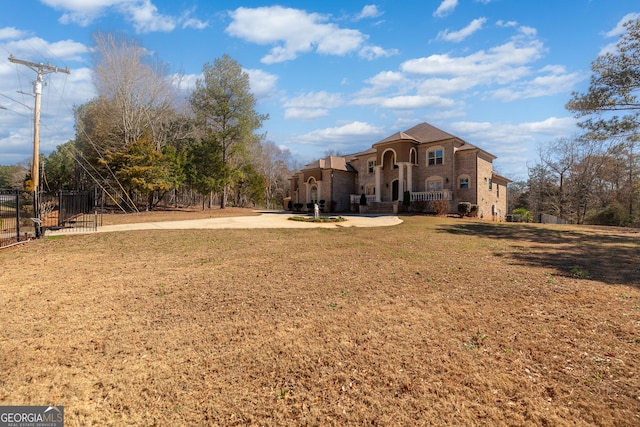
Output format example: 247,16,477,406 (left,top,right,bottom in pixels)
585,203,631,227
430,199,450,216
403,191,411,206
293,203,303,212
511,207,533,222
360,193,367,206
470,204,479,217
412,200,428,213
287,200,292,211
458,202,471,216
